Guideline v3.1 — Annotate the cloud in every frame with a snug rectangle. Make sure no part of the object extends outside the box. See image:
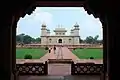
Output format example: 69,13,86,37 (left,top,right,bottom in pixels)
18,7,53,25
32,8,53,25
17,7,53,37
